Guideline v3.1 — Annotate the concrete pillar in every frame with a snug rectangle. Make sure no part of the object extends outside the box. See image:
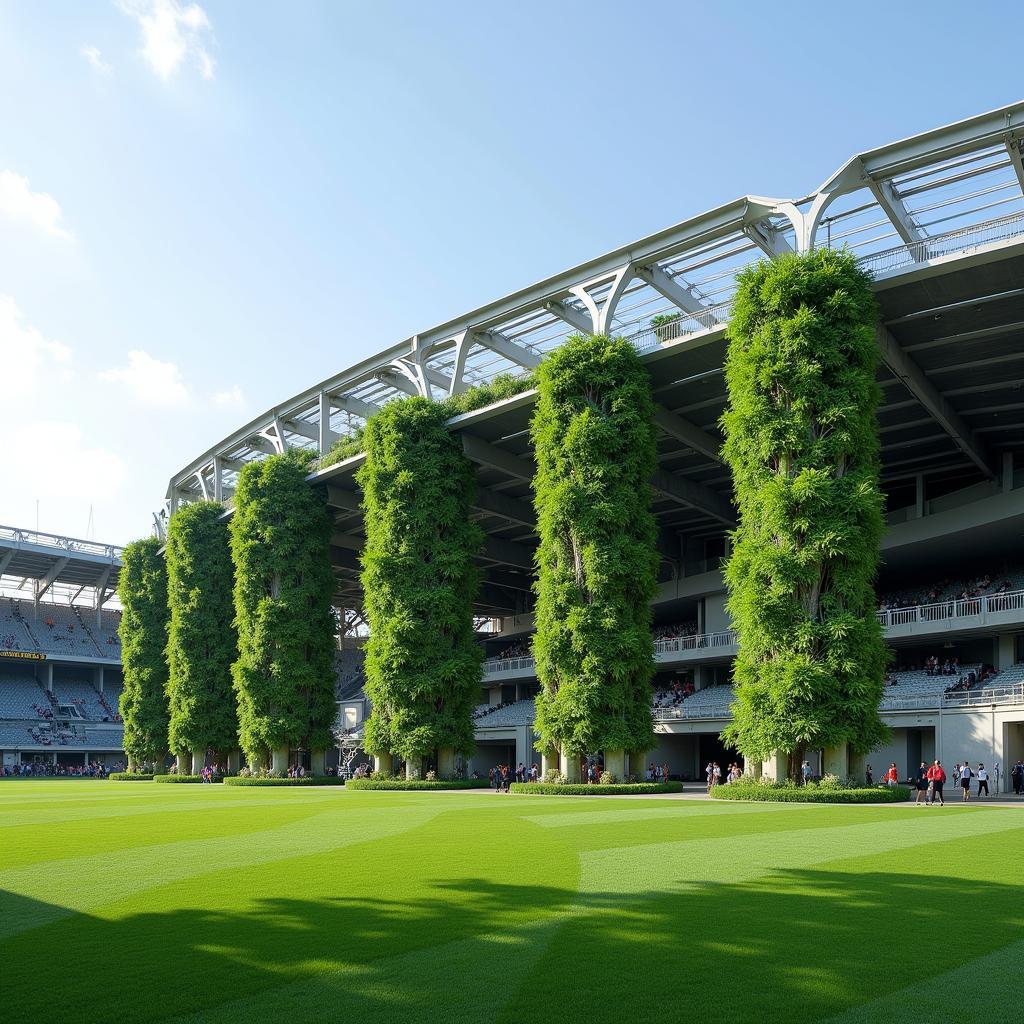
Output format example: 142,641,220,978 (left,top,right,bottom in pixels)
1002,451,1014,492
310,749,326,776
604,749,625,782
761,751,788,781
97,667,105,693
997,633,1015,671
823,743,849,779
46,663,53,693
540,744,558,779
514,727,533,770
373,752,393,775
271,746,289,774
226,750,240,775
405,756,422,781
745,758,762,780
628,748,648,780
915,473,925,518
437,747,456,778
83,752,89,767
559,749,581,783
191,750,205,775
